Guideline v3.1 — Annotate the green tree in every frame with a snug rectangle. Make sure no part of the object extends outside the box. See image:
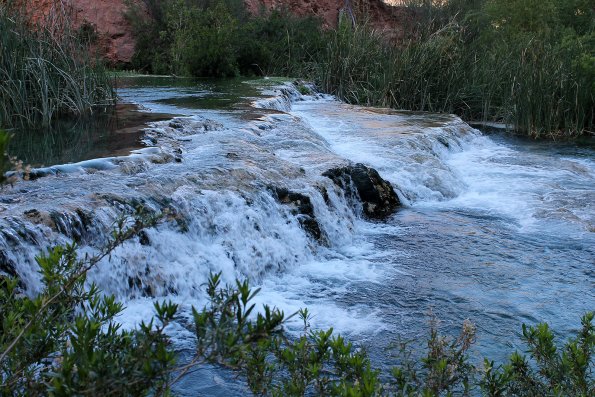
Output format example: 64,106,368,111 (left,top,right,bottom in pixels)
482,313,595,397
171,0,240,77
